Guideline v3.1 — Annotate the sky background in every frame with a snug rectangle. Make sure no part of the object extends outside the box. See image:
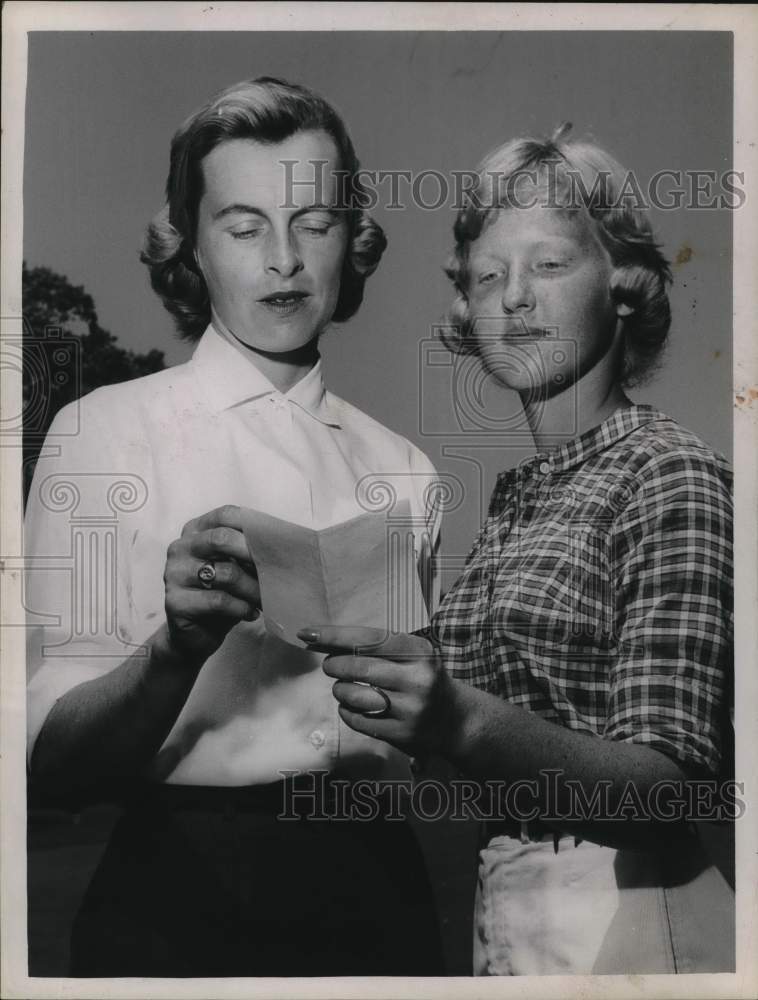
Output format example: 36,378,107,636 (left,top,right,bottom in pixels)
23,31,733,577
